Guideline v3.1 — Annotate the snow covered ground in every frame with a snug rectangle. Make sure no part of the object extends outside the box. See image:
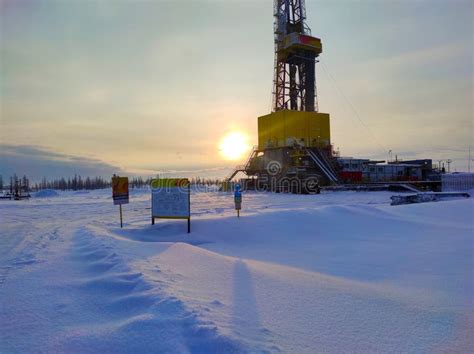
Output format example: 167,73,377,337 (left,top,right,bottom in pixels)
1,188,472,353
